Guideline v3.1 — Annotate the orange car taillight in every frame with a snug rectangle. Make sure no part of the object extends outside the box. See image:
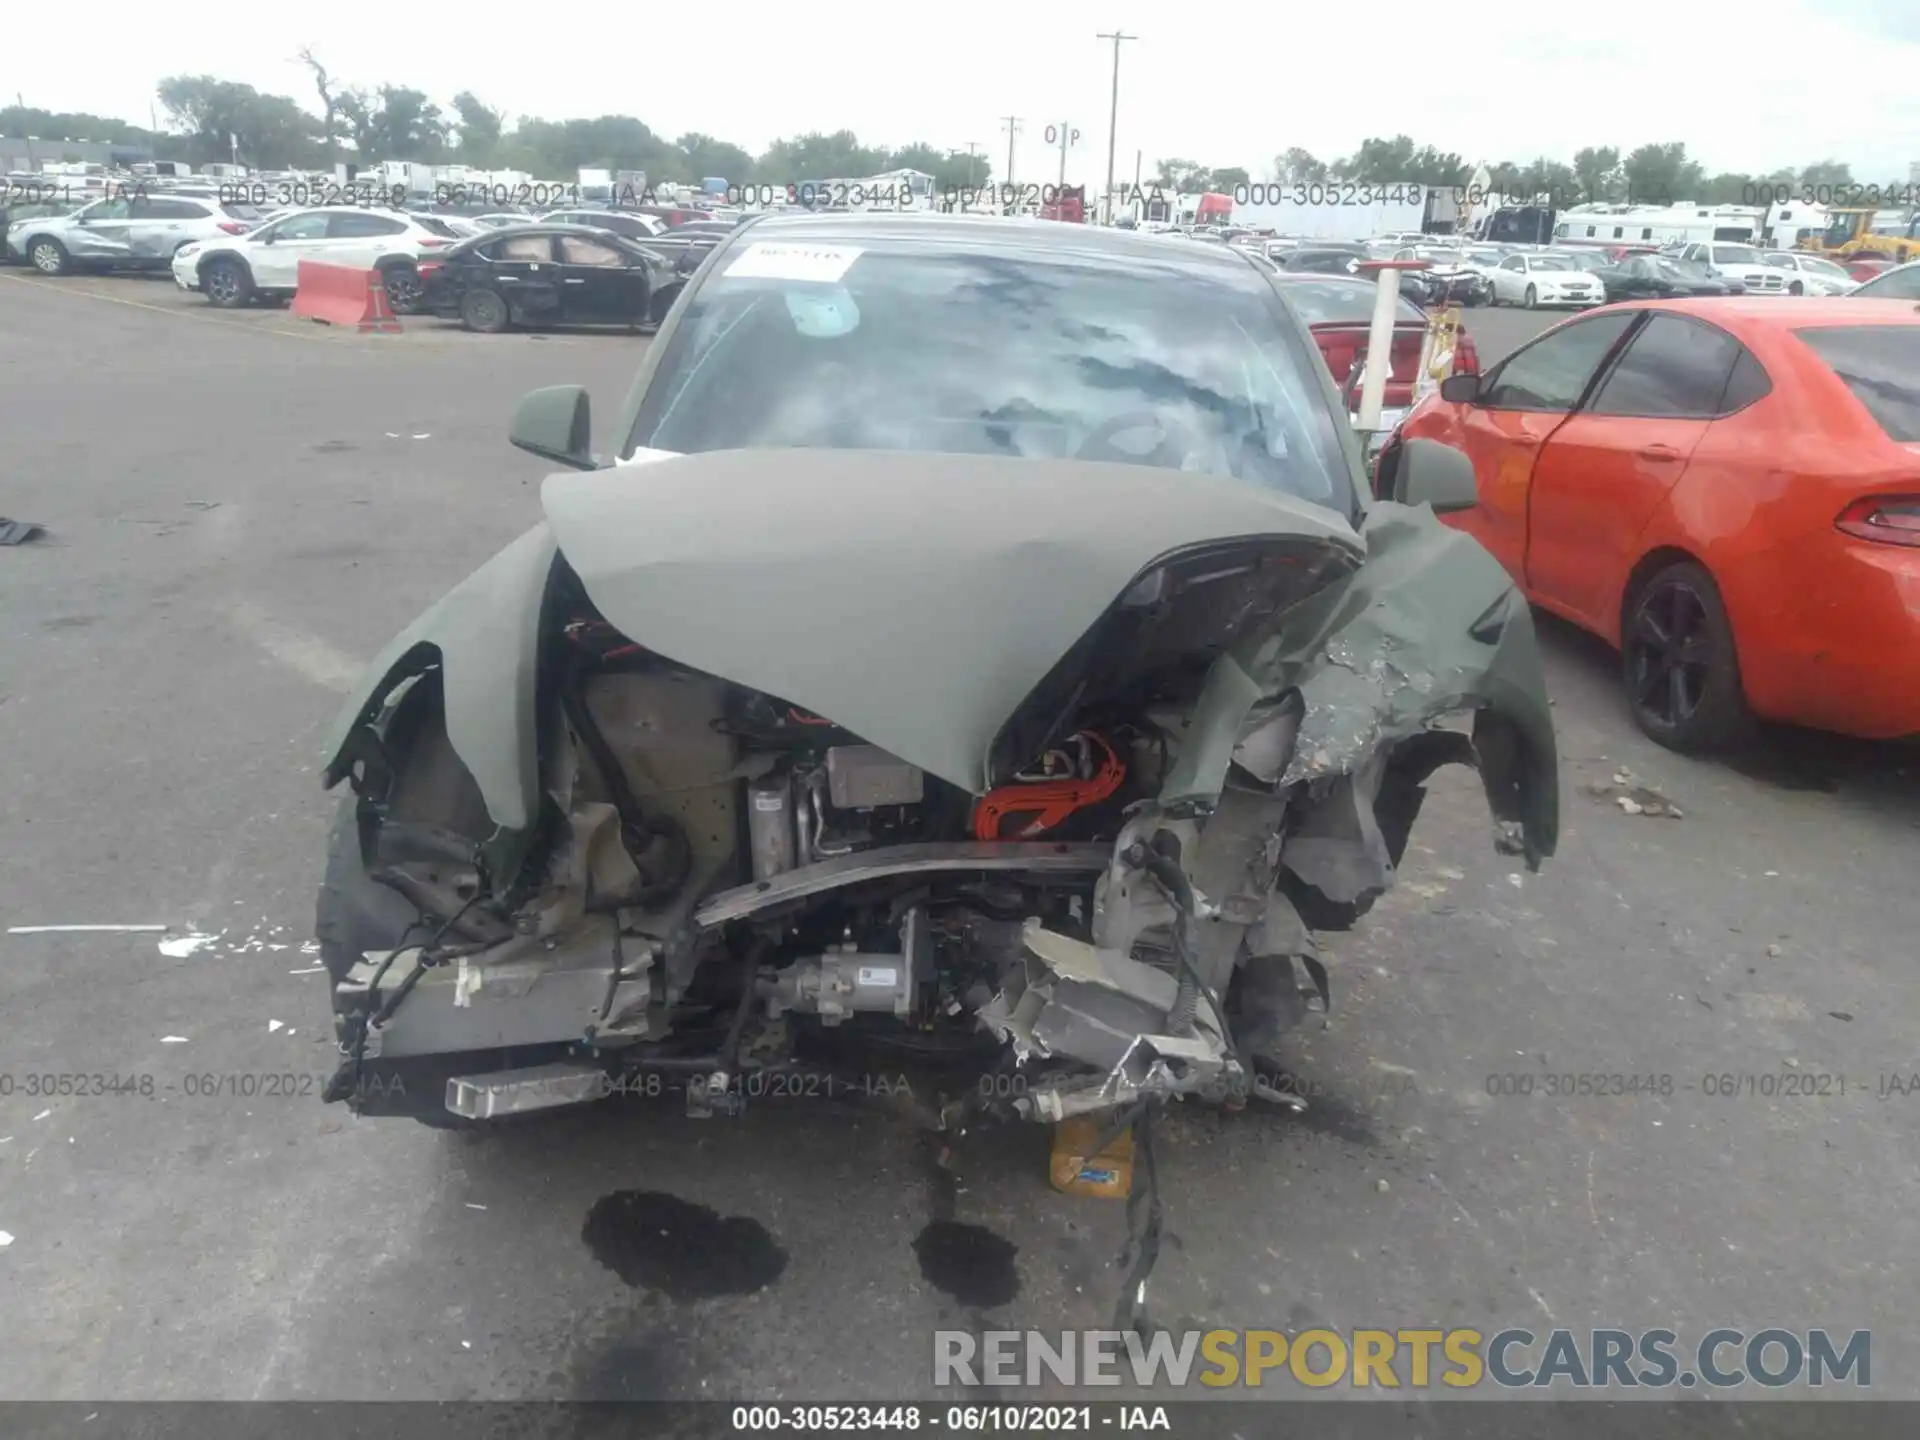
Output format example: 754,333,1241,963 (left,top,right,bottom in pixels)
1835,496,1920,547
